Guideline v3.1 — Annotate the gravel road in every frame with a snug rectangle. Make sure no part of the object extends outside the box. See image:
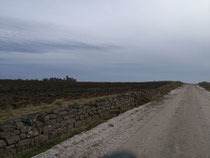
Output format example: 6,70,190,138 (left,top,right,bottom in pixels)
34,84,210,158
119,84,210,158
